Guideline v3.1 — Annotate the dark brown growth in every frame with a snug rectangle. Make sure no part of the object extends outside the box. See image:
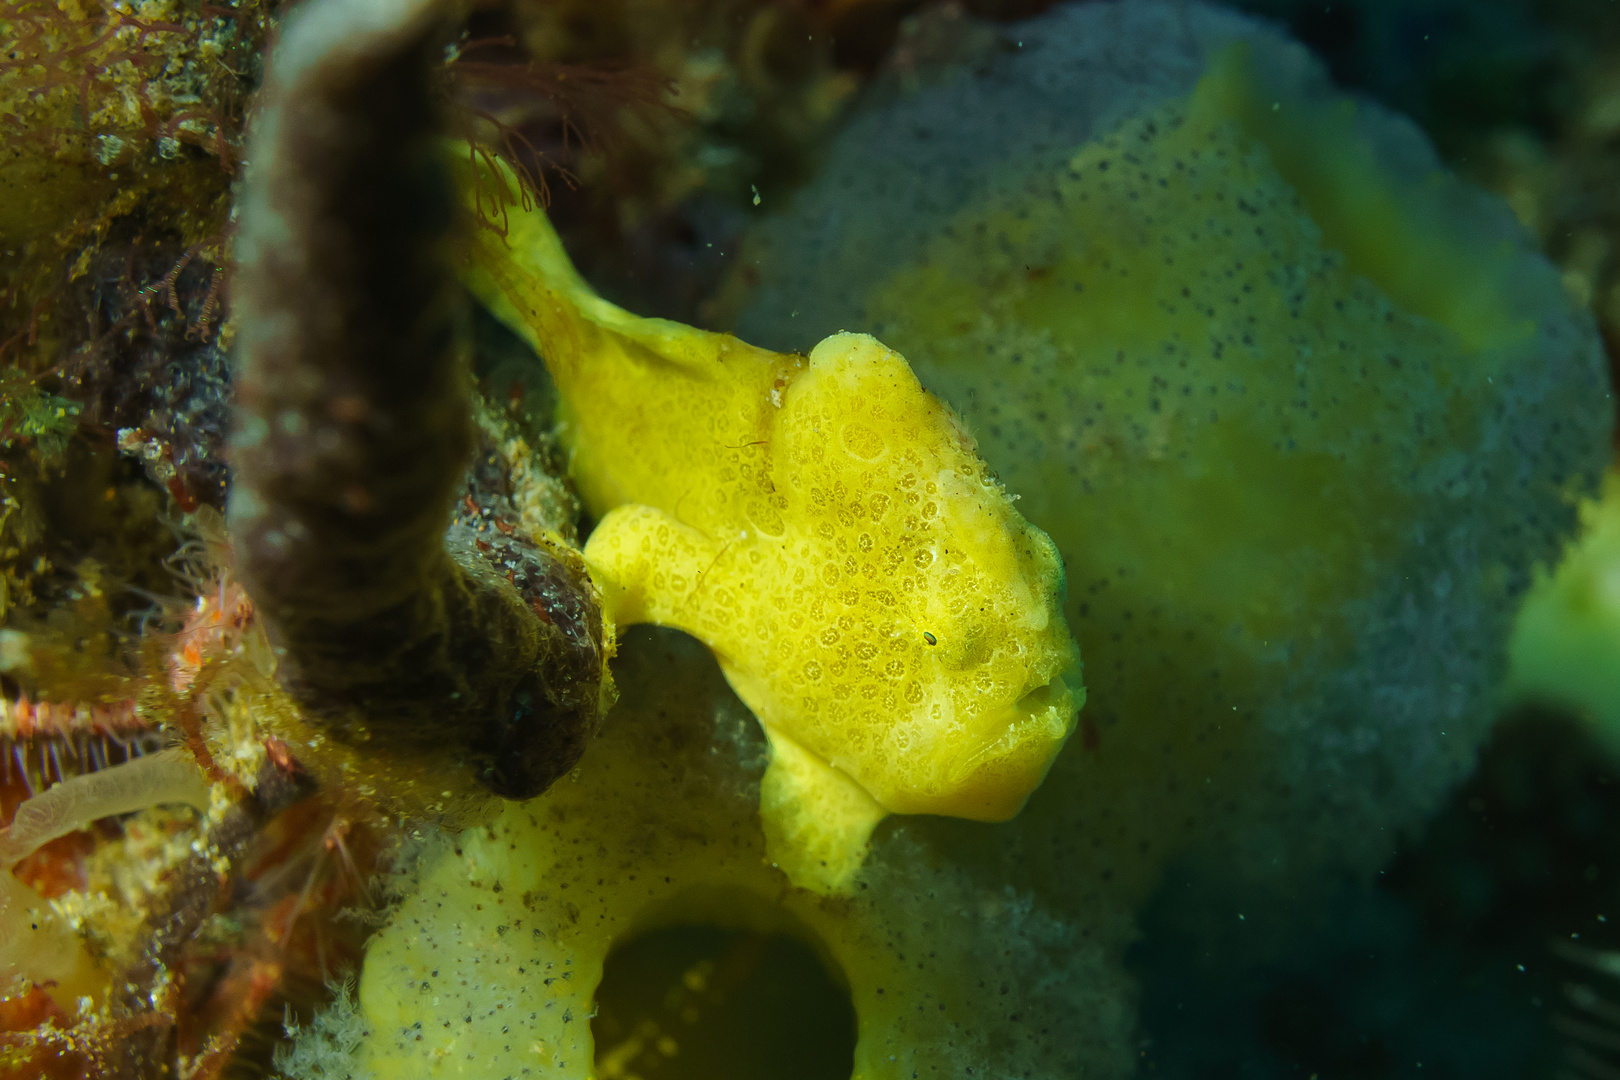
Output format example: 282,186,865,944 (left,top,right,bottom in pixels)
230,0,607,801
99,756,316,1077
63,232,234,512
